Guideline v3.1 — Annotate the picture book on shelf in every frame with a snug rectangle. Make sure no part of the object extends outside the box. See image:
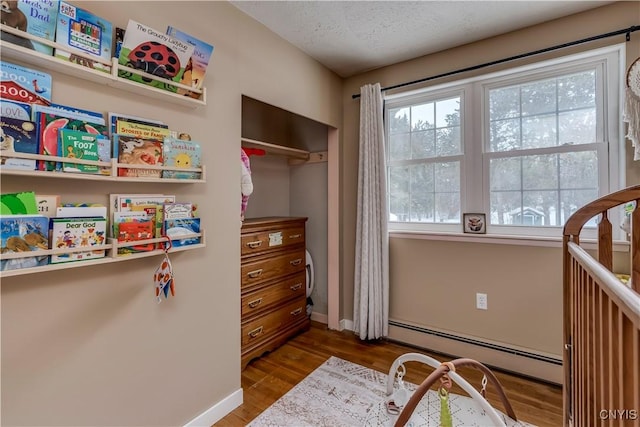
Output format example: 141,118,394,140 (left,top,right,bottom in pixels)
1,99,32,120
33,104,107,171
49,216,107,264
0,61,52,105
165,26,213,99
110,193,175,213
114,216,155,254
54,1,113,72
117,19,195,93
162,137,201,179
58,129,100,173
165,217,201,247
1,191,38,215
114,118,170,151
0,214,49,271
0,0,59,55
163,202,193,220
115,134,163,178
0,116,38,170
107,112,165,139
